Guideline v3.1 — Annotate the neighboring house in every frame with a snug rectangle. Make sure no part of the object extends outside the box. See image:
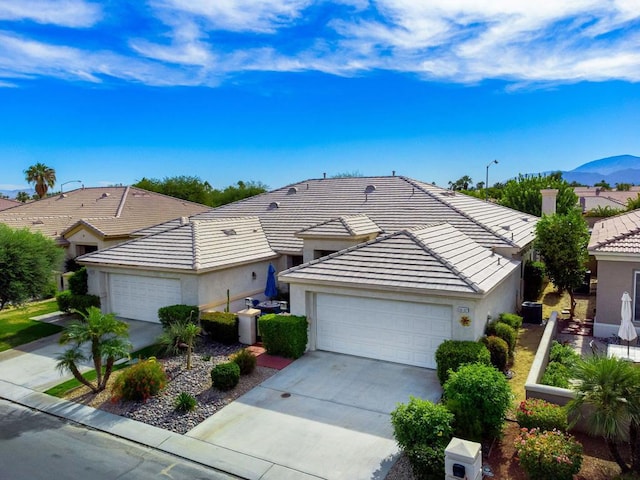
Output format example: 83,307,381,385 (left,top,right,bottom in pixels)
588,209,640,337
575,186,640,213
80,175,538,369
0,186,210,259
0,198,21,211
